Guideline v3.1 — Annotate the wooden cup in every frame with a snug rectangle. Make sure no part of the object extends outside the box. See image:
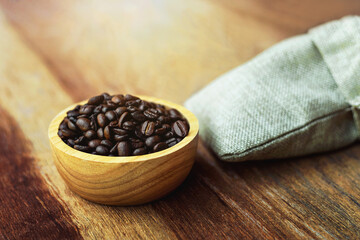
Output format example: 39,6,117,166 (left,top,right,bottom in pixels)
48,96,199,205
